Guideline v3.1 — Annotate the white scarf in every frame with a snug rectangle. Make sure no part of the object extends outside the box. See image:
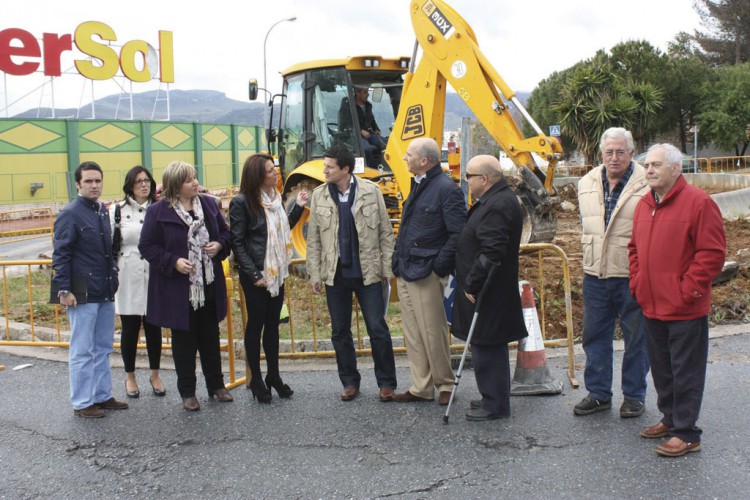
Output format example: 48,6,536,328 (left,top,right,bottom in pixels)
261,189,292,297
173,197,215,310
